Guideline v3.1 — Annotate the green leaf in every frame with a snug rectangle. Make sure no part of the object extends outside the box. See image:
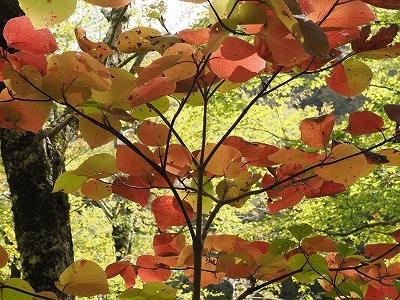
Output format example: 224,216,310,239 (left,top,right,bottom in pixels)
326,282,363,299
308,254,330,277
289,224,313,241
131,96,170,120
120,282,176,300
70,153,118,178
53,171,89,193
19,0,77,28
336,242,357,258
268,239,297,256
392,279,400,293
0,278,35,300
